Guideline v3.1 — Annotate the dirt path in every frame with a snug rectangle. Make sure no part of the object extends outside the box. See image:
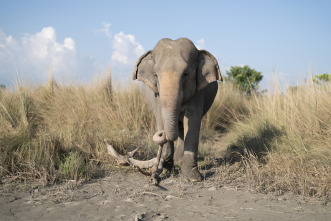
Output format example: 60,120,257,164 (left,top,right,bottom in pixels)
0,172,329,221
